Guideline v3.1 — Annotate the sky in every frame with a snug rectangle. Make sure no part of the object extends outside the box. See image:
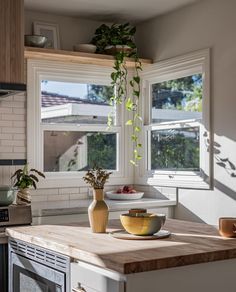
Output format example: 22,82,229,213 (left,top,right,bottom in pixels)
41,80,88,98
